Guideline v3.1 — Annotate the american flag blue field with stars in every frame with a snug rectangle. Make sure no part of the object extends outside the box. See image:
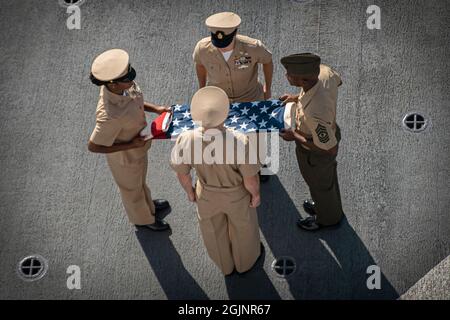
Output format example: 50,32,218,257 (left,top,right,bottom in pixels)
166,100,290,138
